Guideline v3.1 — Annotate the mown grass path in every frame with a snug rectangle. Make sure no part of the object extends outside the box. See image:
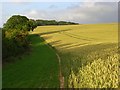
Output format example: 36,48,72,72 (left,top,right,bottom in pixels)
3,34,59,88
